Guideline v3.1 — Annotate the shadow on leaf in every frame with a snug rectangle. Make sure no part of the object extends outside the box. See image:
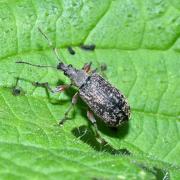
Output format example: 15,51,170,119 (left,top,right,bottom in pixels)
71,125,130,156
